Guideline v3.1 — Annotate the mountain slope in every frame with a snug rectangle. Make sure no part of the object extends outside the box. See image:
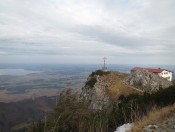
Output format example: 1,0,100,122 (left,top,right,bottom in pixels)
0,96,55,132
80,70,142,110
